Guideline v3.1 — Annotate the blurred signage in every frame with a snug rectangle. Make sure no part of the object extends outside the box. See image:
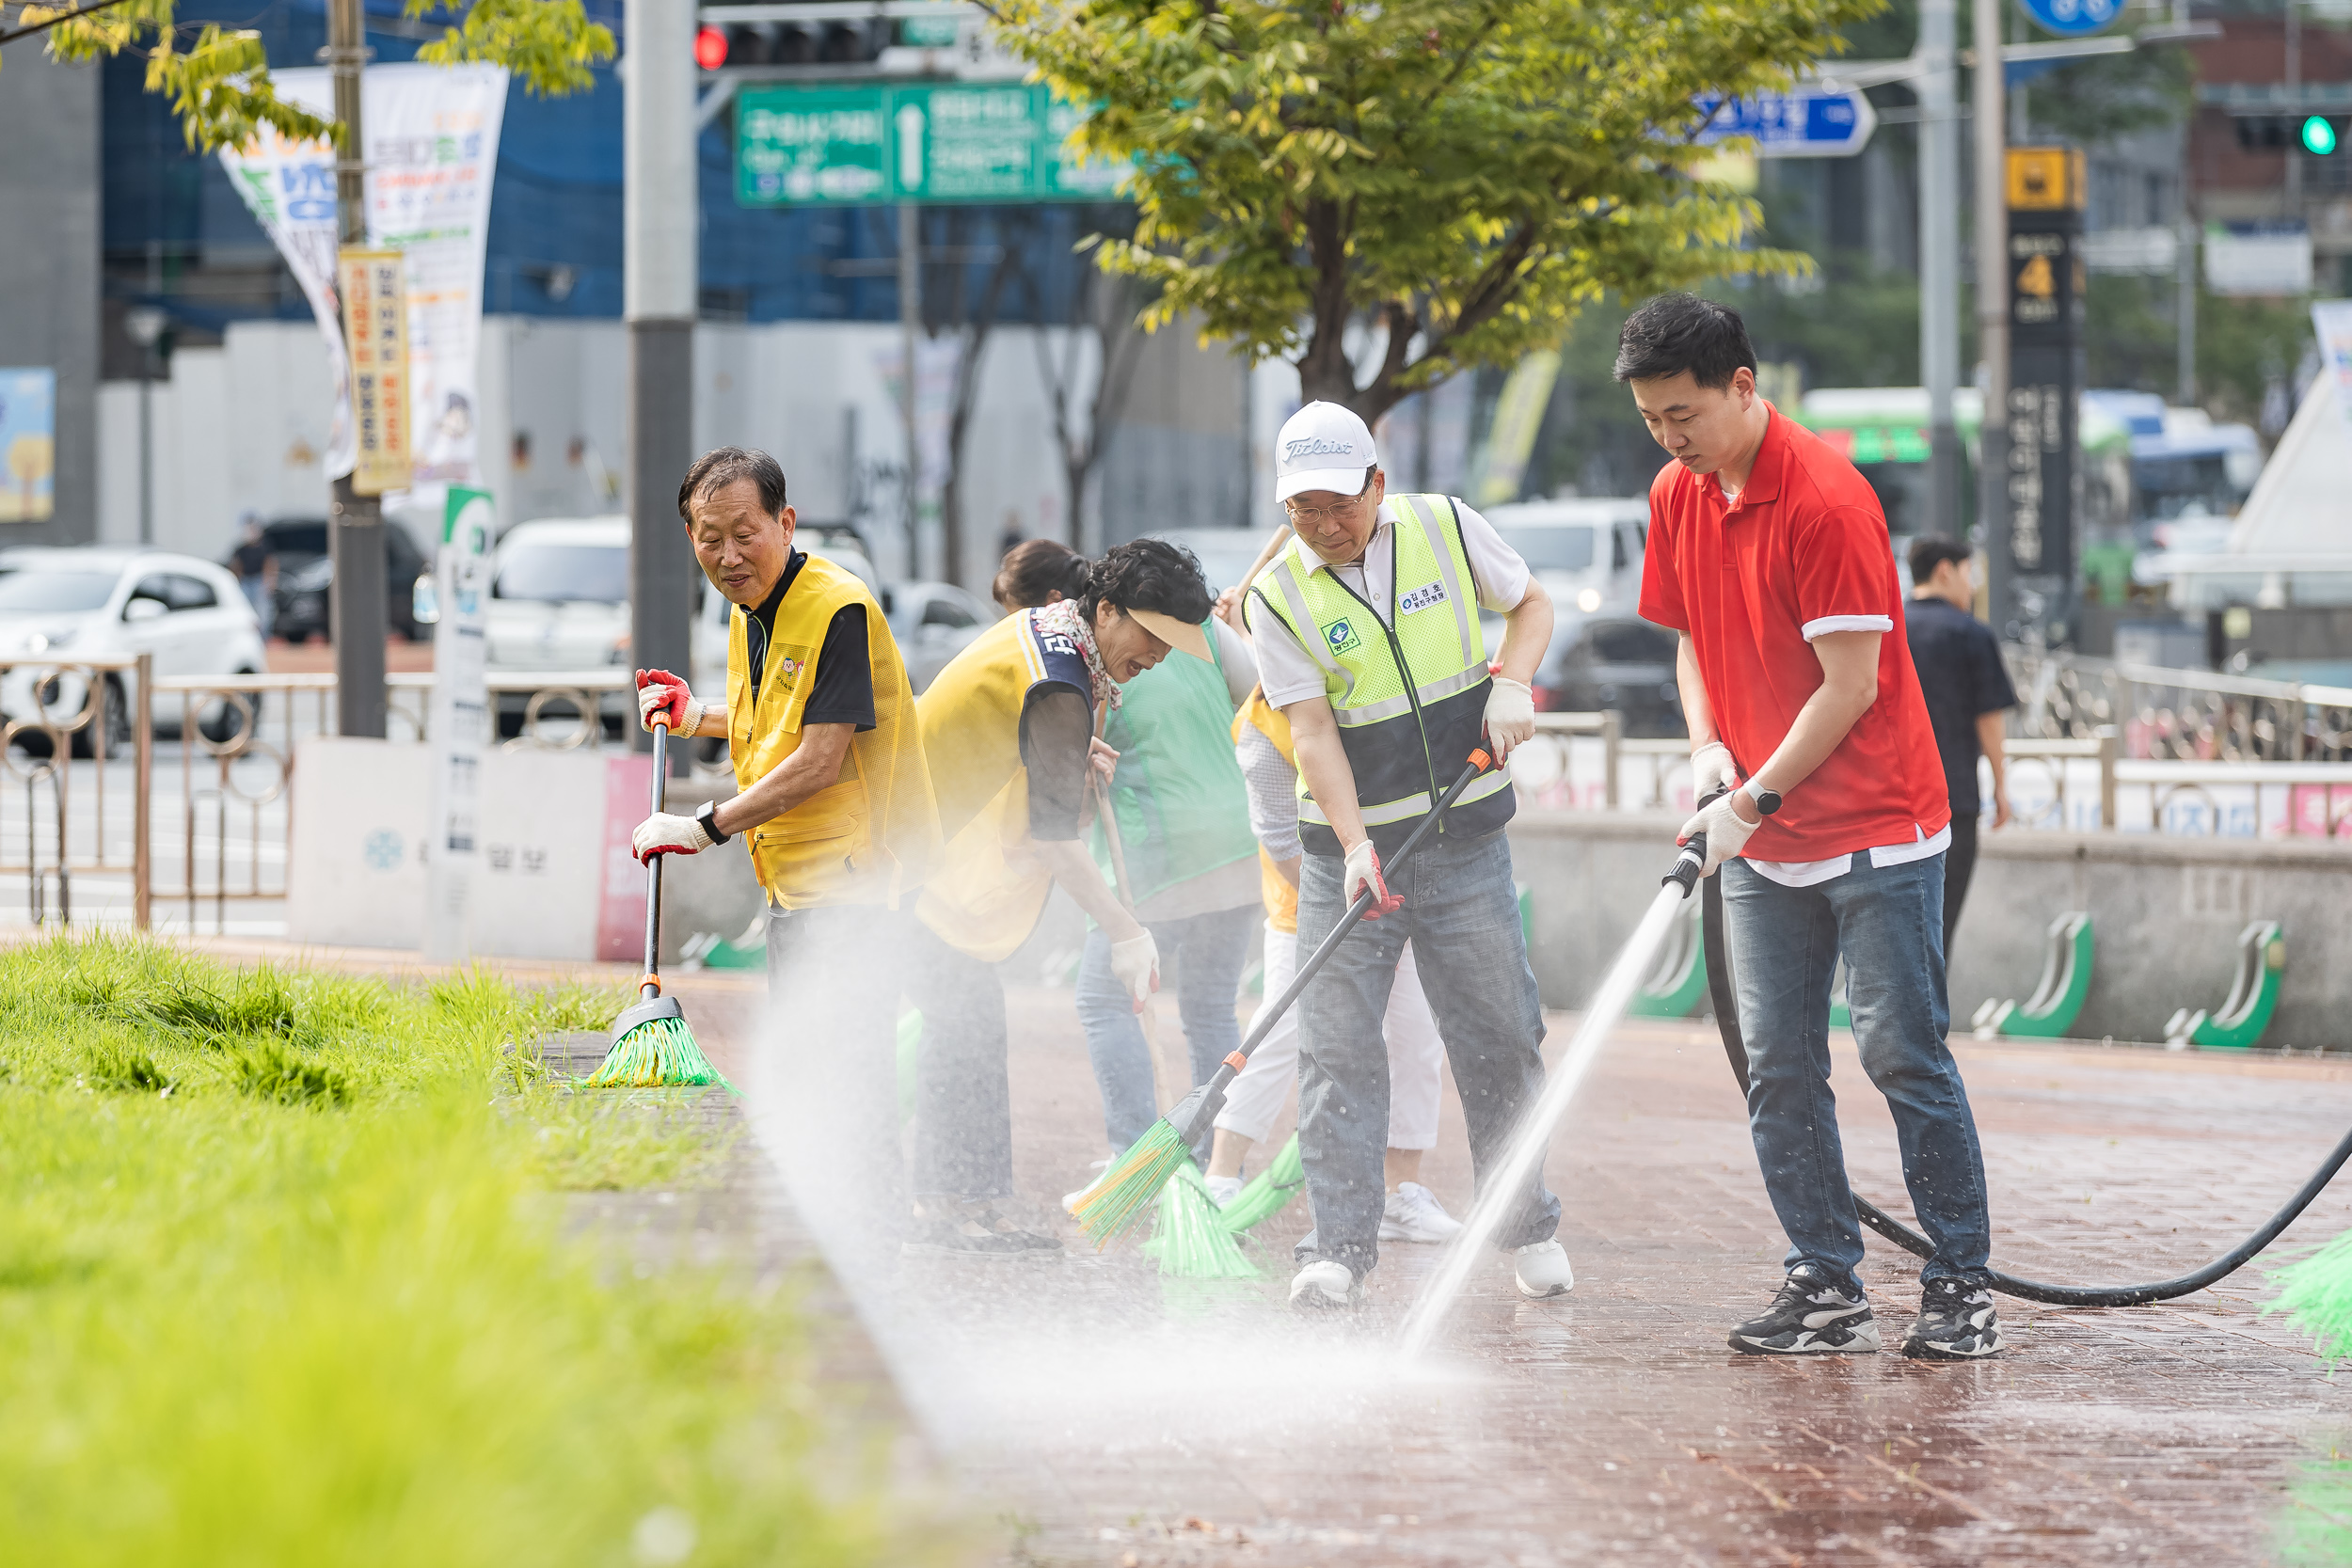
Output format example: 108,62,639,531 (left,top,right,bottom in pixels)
2002,149,2088,647
1470,351,1561,506
2080,226,2178,274
424,486,493,963
2314,301,2352,434
337,248,412,498
2018,0,2124,39
0,368,55,524
2204,224,2314,297
1691,88,1875,157
2006,146,2086,210
736,82,1129,205
1814,425,1931,465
